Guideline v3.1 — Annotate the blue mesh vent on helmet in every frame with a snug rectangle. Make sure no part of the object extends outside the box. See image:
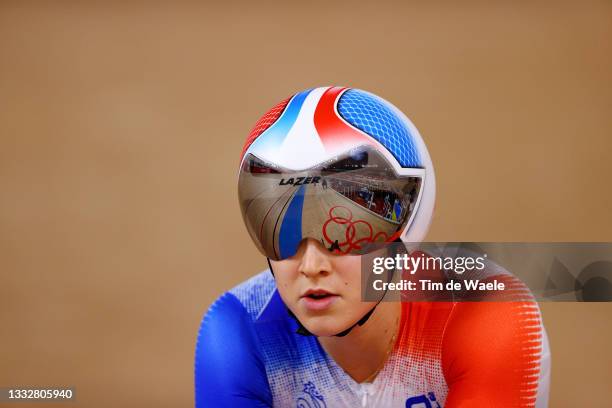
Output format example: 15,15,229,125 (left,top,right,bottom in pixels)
337,89,421,168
